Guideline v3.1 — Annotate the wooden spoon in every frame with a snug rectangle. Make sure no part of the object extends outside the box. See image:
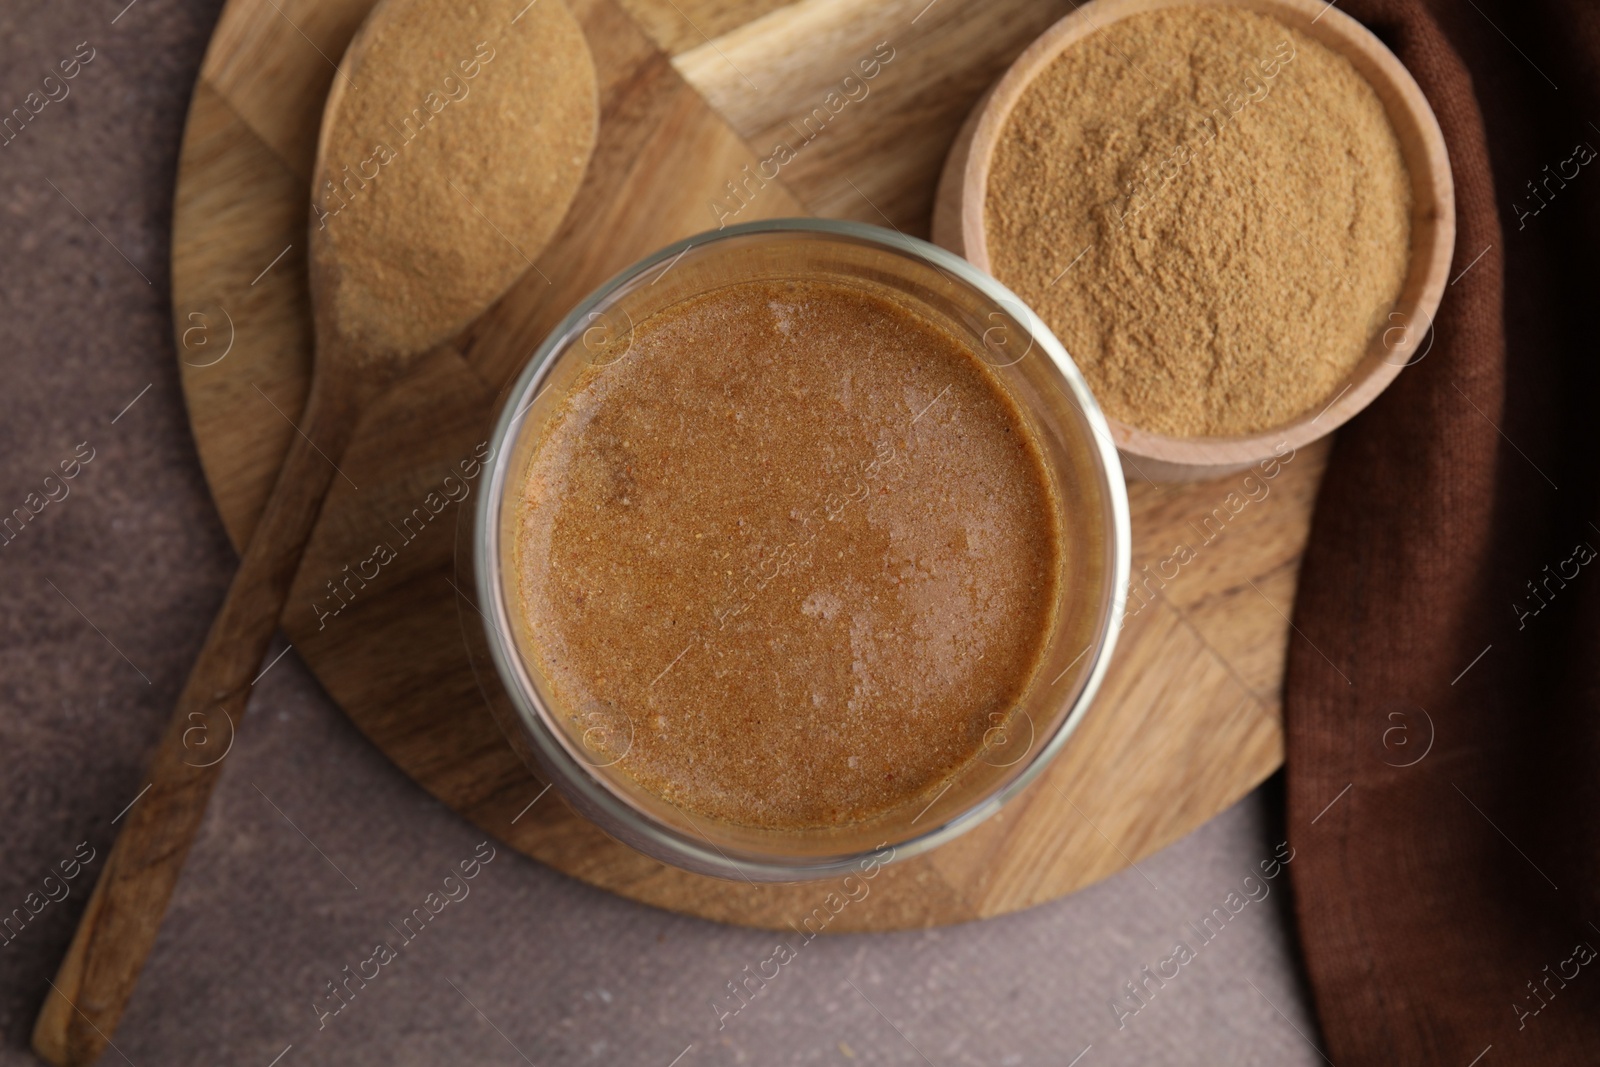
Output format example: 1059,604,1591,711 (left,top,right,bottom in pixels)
33,0,597,1061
